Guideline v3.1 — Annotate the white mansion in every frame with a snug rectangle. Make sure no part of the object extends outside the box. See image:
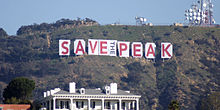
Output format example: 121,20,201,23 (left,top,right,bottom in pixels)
40,82,141,110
